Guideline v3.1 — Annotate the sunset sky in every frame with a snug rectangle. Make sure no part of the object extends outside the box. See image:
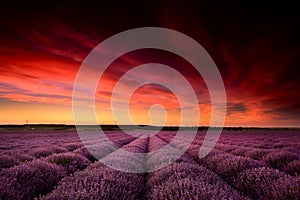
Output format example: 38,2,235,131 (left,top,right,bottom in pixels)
0,1,299,127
